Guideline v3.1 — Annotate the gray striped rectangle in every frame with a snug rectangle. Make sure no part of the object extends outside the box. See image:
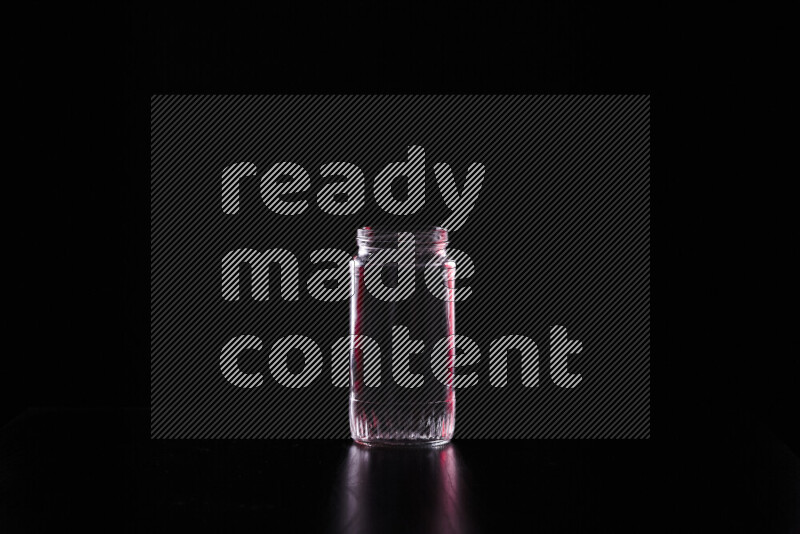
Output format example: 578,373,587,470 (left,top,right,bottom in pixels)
151,95,650,438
